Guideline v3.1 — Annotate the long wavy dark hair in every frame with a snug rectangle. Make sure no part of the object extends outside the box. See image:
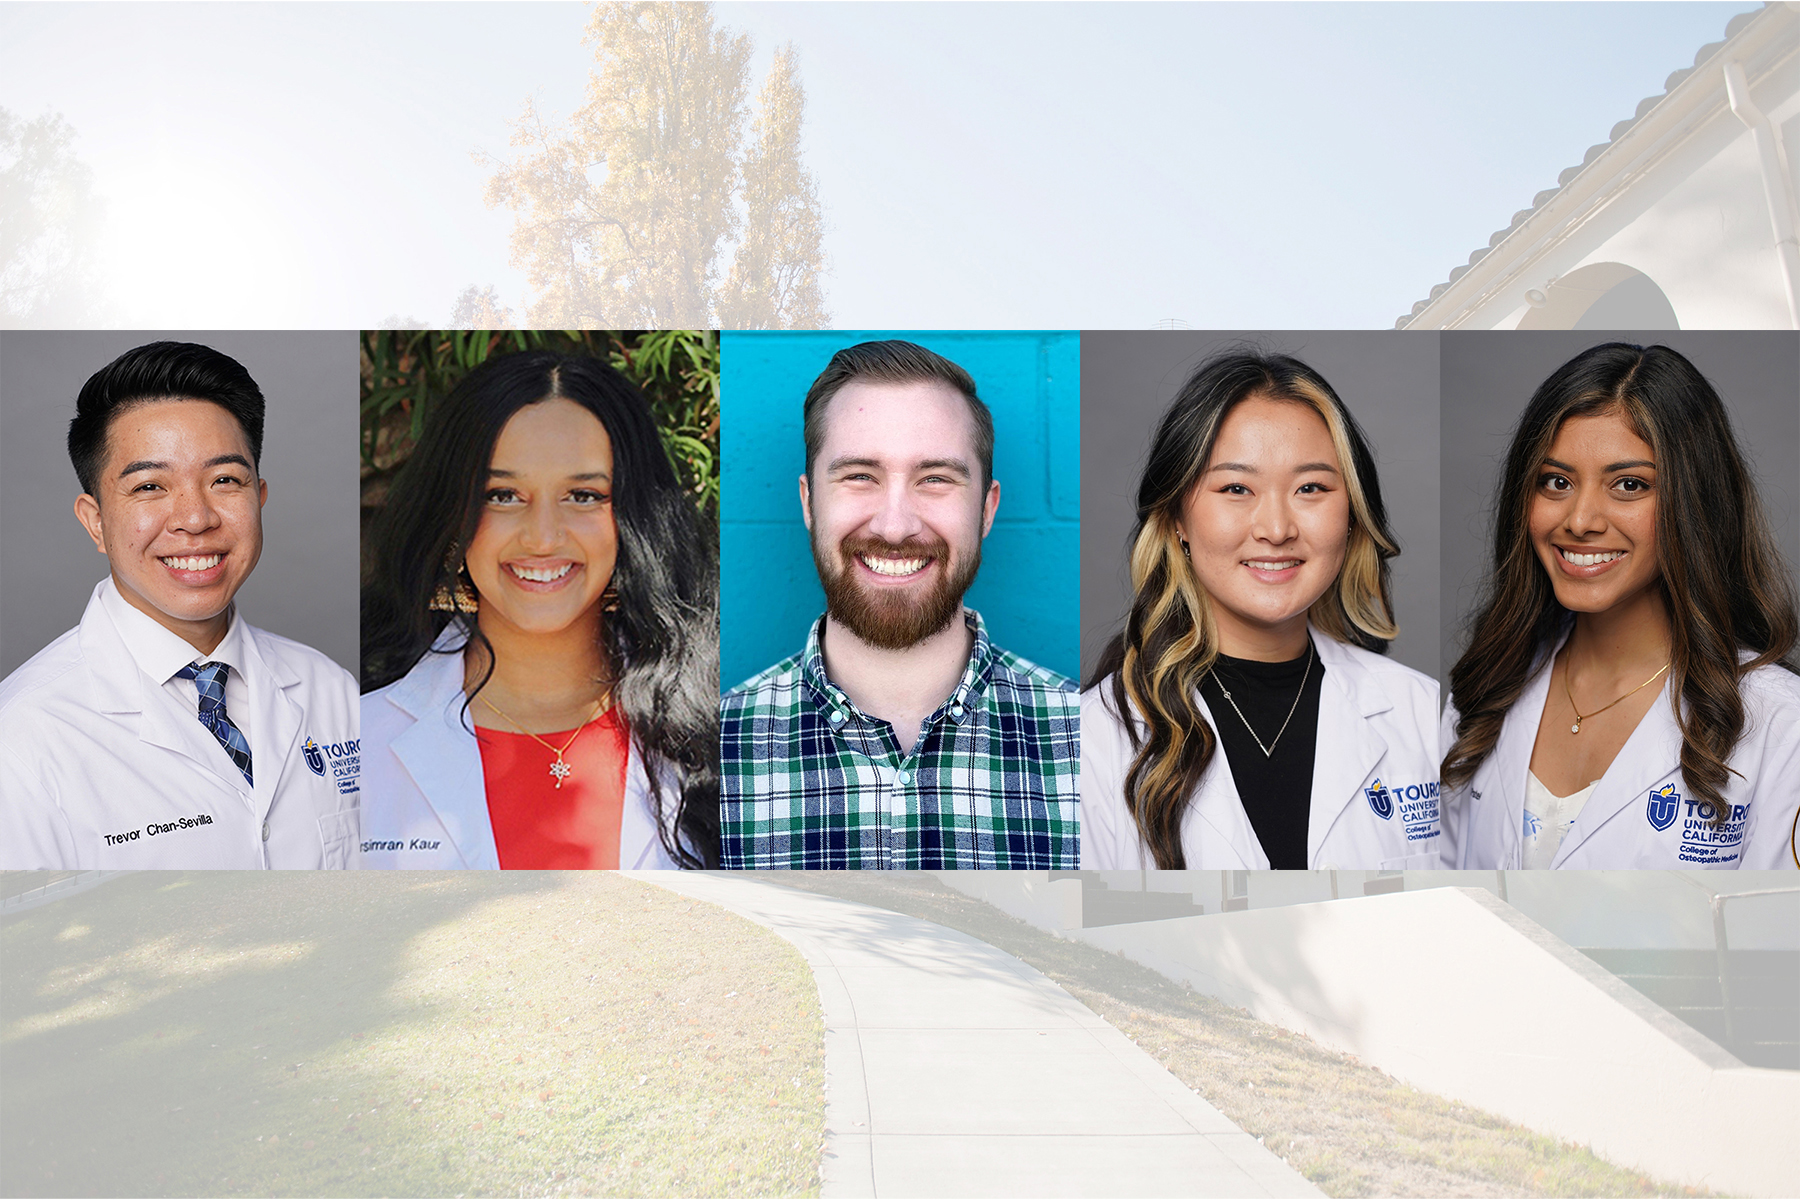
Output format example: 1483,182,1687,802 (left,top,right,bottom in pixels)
1085,350,1401,869
1443,343,1798,820
362,351,720,867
